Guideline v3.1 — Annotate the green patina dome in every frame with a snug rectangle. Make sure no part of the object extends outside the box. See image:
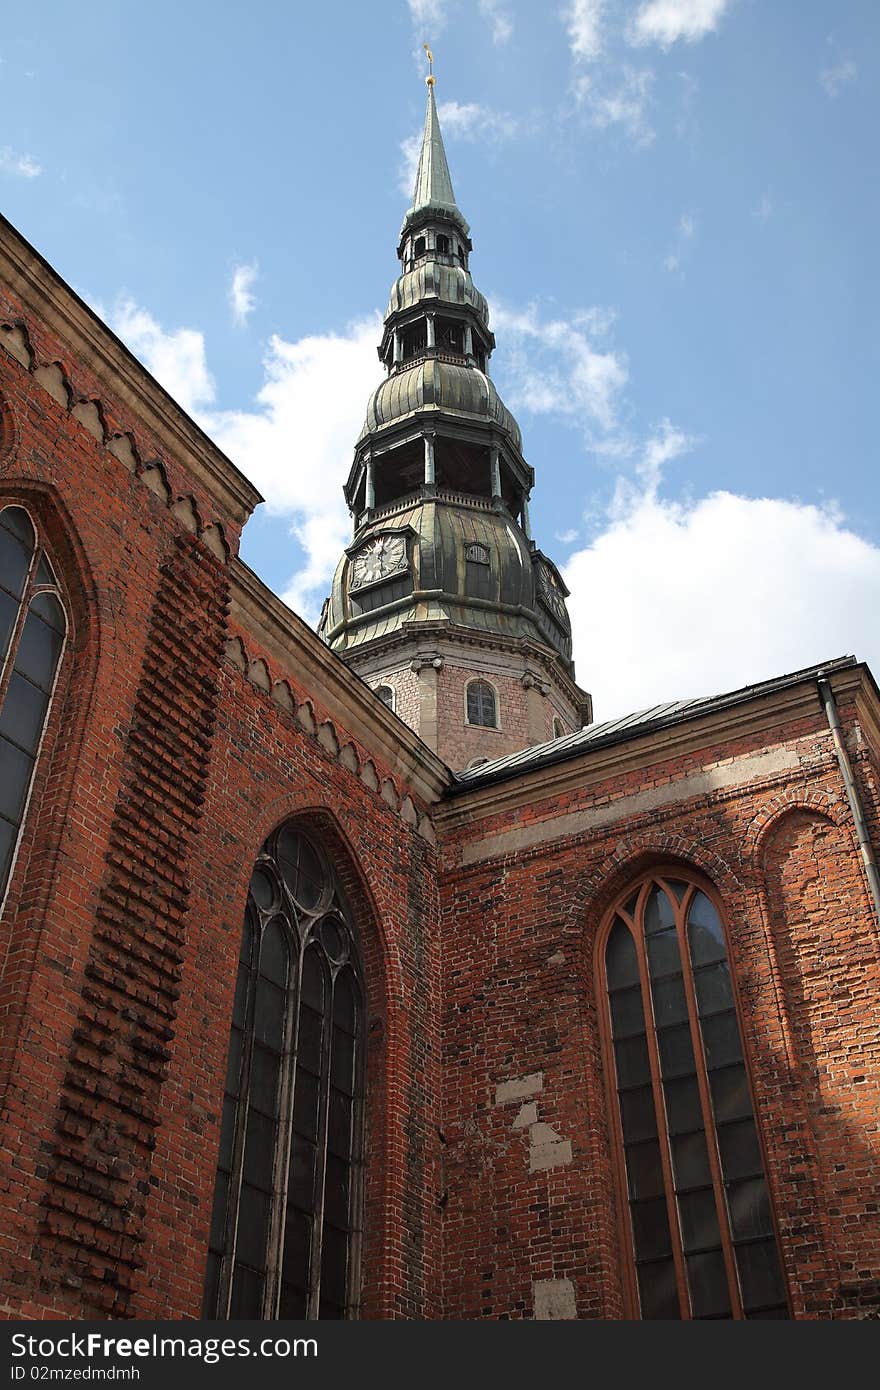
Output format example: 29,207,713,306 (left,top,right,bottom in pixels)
358,359,521,452
385,263,489,327
322,494,572,665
